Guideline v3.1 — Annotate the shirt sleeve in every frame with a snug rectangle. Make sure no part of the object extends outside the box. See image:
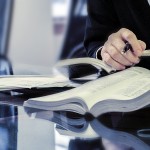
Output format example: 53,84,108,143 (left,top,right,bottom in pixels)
96,46,103,59
84,0,120,58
